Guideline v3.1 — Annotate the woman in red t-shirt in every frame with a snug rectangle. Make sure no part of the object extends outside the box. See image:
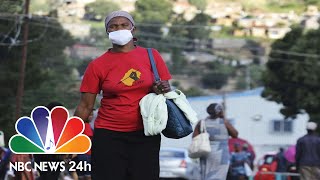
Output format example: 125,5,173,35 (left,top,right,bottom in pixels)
74,10,172,180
